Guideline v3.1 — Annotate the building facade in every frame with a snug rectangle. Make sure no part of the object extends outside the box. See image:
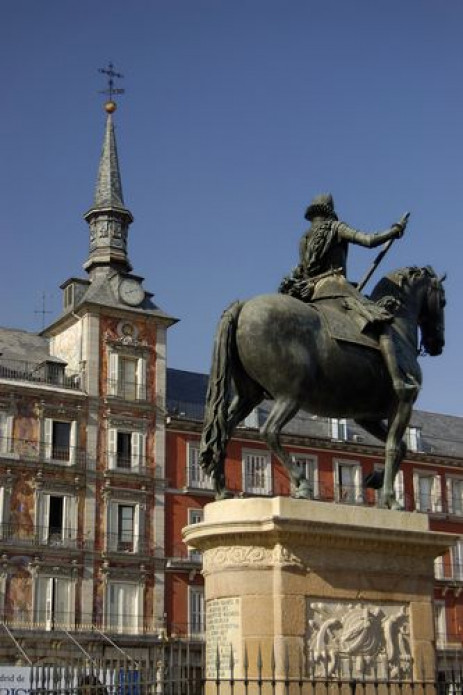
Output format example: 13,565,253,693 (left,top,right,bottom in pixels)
0,101,462,669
